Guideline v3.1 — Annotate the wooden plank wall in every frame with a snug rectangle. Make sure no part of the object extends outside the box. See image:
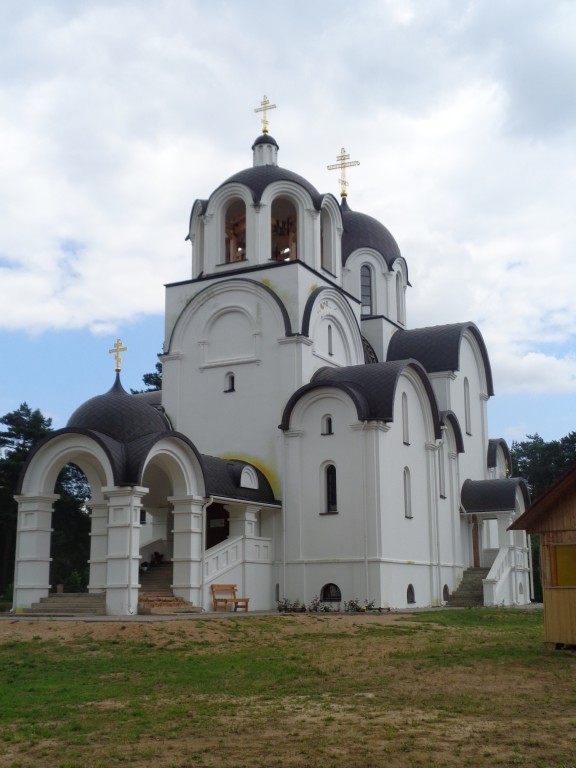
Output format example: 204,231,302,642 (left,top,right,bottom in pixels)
543,589,576,645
